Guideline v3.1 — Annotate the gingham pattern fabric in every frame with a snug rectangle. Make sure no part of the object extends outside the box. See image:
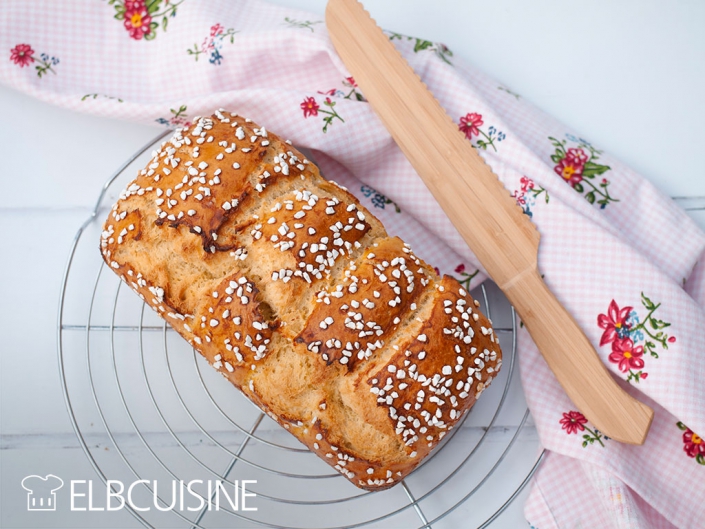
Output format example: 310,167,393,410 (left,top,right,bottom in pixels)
2,1,704,527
